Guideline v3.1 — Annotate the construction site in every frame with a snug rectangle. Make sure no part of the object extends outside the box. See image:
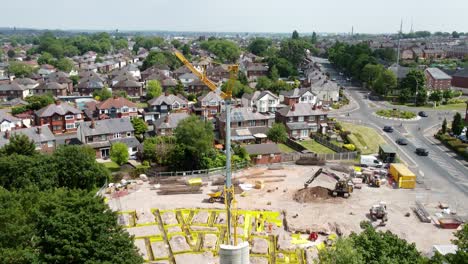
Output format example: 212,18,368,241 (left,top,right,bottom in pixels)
105,163,464,263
